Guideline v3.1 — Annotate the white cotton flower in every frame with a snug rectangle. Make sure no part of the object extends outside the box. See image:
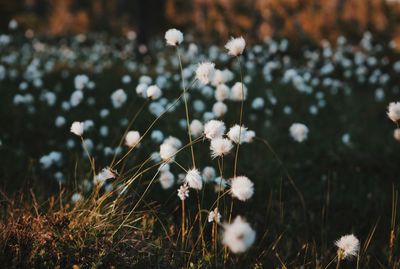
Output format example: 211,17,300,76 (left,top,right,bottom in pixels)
227,125,247,144
230,176,254,201
55,116,66,127
111,89,127,108
71,193,83,204
204,120,226,140
251,97,264,110
146,85,162,100
214,177,227,192
159,171,175,189
202,166,216,183
215,84,230,102
185,168,203,190
136,83,148,98
165,28,184,46
94,167,117,186
151,130,164,143
177,183,189,200
159,163,170,173
335,234,360,260
289,123,309,143
244,130,255,143
210,138,233,159
125,131,141,147
212,69,226,85
225,37,246,56
212,102,227,118
70,90,84,107
70,121,84,136
160,143,178,162
190,119,204,138
387,102,400,123
222,216,255,253
230,82,248,101
208,208,221,223
394,128,400,141
196,62,215,85
164,136,182,148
